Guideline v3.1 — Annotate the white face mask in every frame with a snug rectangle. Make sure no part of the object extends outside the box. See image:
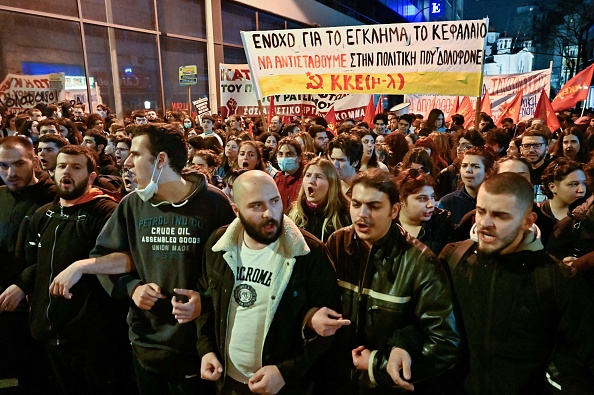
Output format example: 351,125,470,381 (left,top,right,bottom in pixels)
135,161,163,202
